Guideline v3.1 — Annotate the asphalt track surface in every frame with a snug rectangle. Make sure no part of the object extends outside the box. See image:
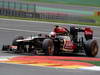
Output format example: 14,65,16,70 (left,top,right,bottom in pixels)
0,1,100,75
0,18,100,75
1,63,100,75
